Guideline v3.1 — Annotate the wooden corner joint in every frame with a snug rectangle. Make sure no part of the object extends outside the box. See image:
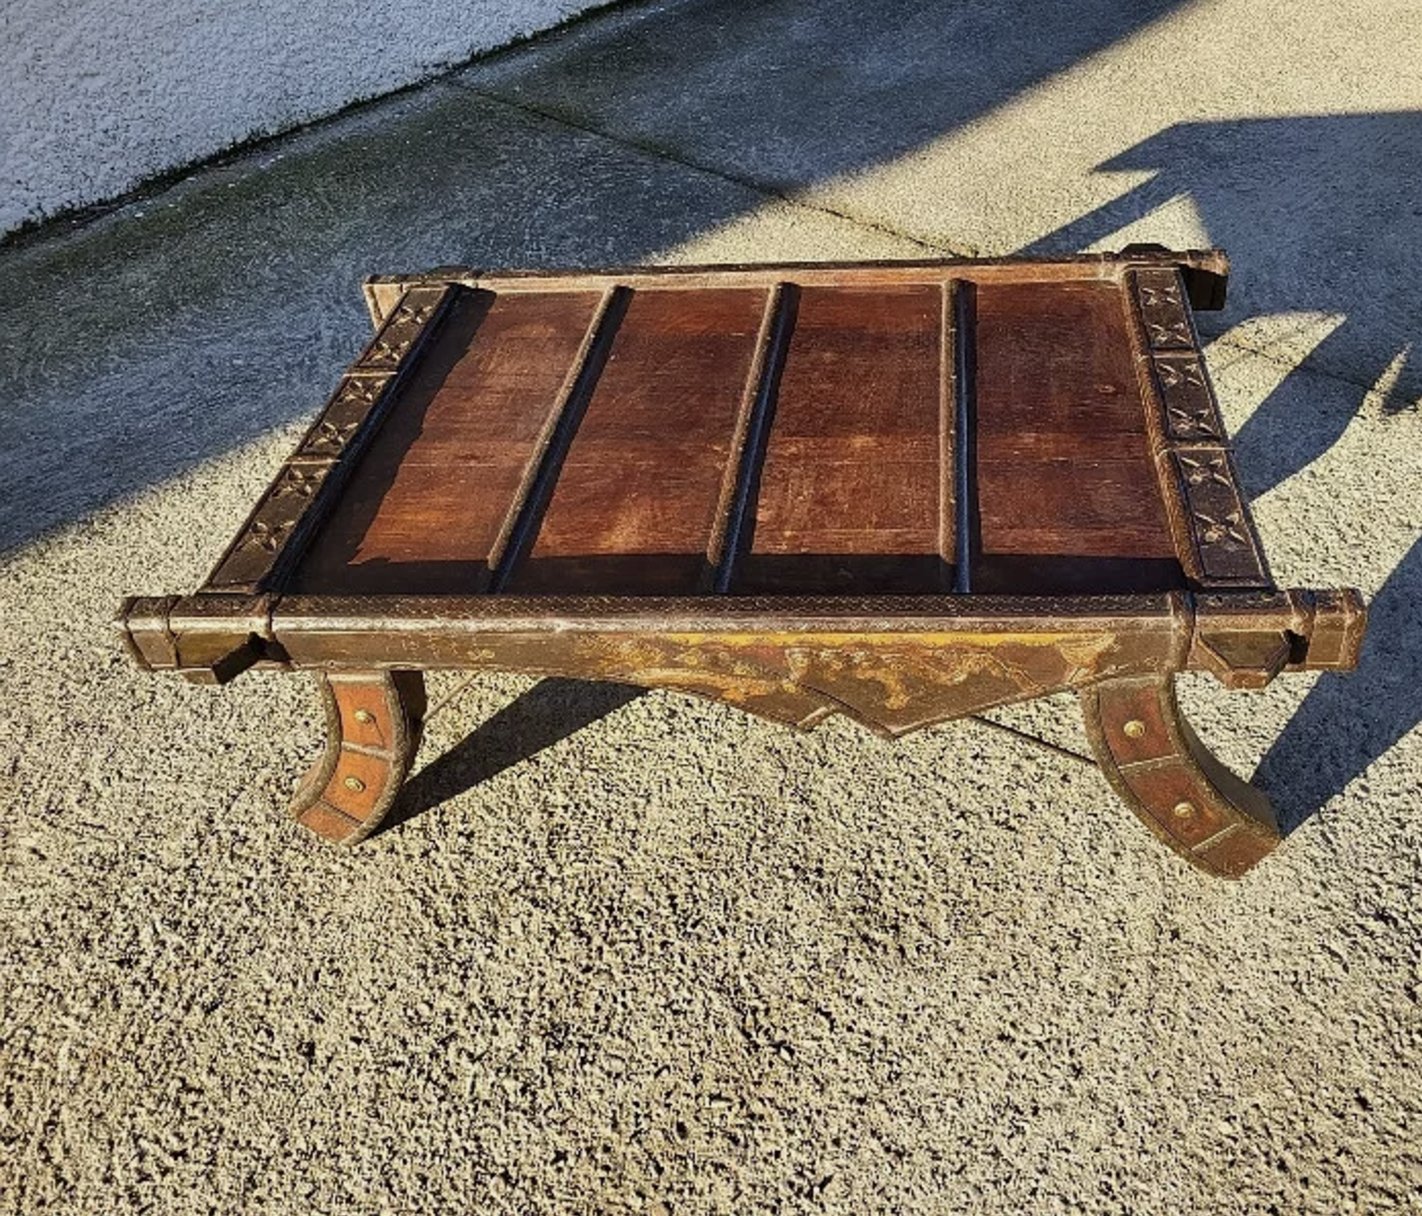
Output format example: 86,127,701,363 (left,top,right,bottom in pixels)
115,593,286,685
1188,588,1367,689
1119,244,1229,310
363,272,471,329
